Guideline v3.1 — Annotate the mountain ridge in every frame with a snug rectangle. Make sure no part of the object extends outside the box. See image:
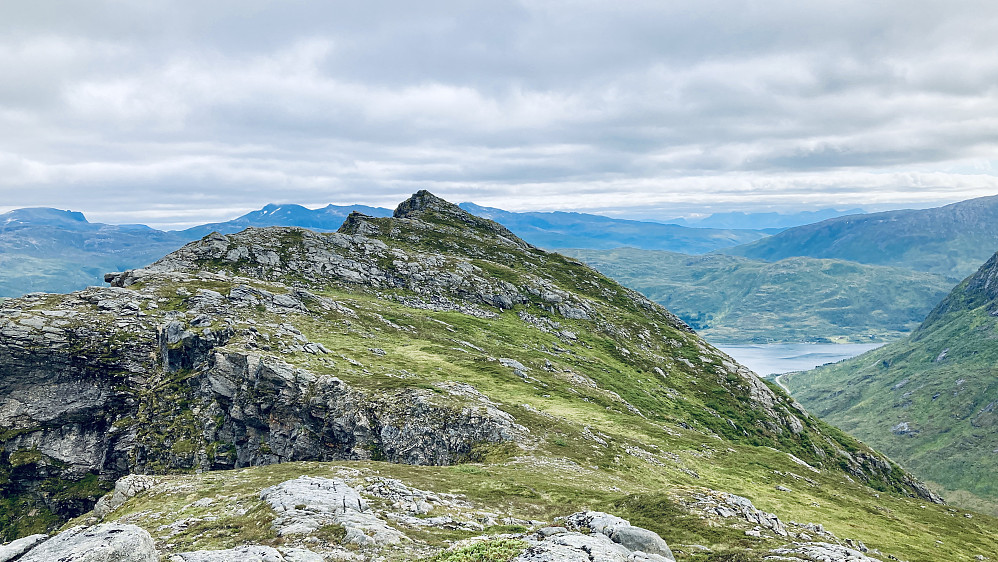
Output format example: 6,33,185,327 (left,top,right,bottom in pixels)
4,192,989,562
720,194,998,279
